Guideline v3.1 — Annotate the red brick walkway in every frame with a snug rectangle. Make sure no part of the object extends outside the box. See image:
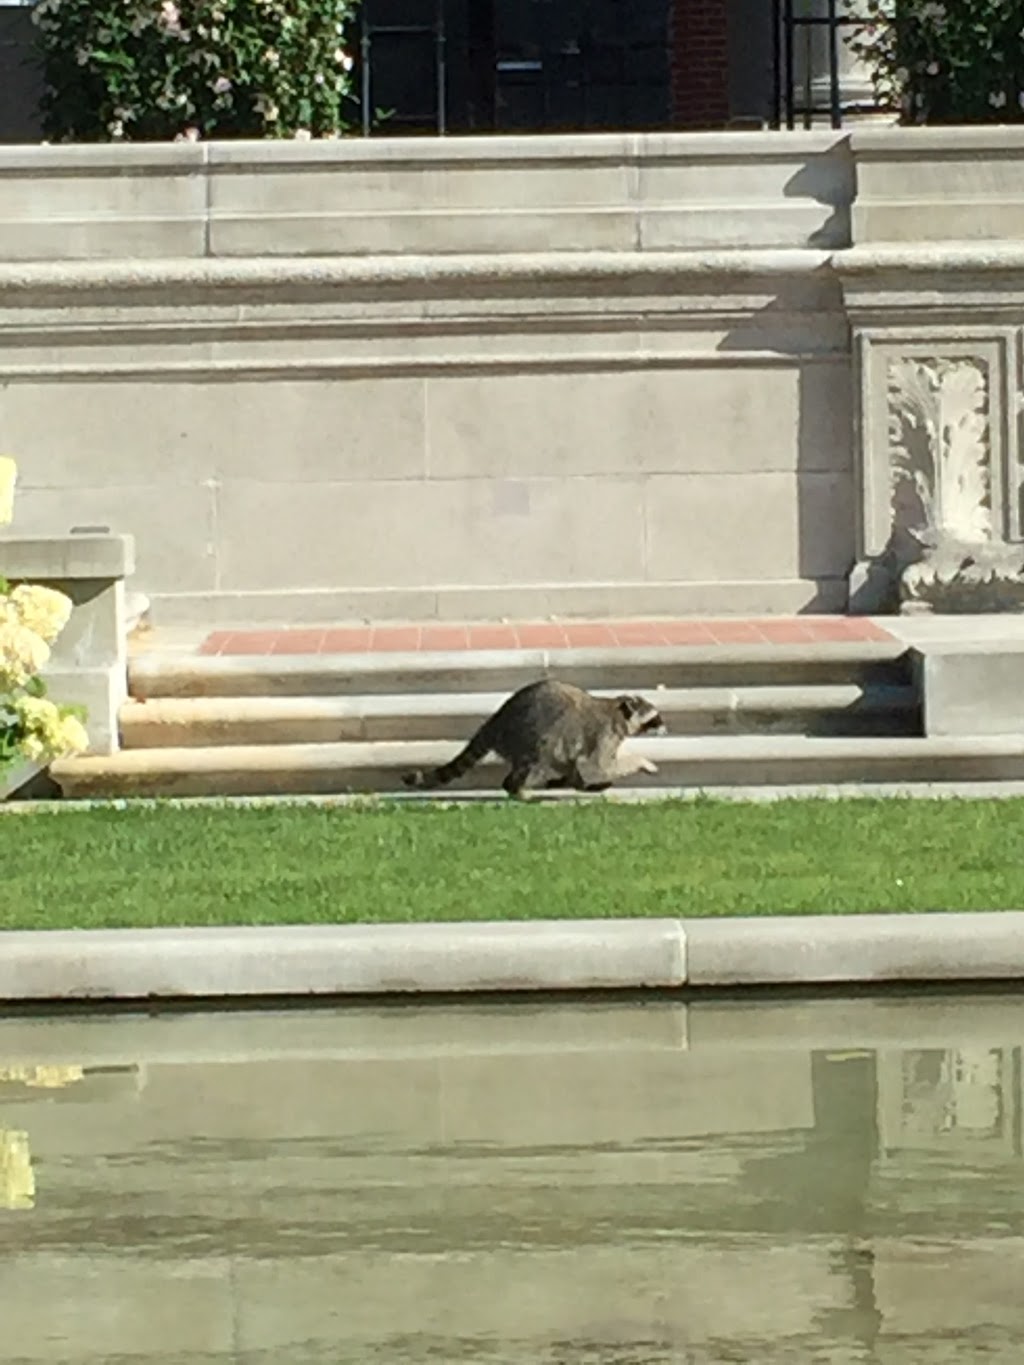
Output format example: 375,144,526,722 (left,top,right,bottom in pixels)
198,617,896,657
